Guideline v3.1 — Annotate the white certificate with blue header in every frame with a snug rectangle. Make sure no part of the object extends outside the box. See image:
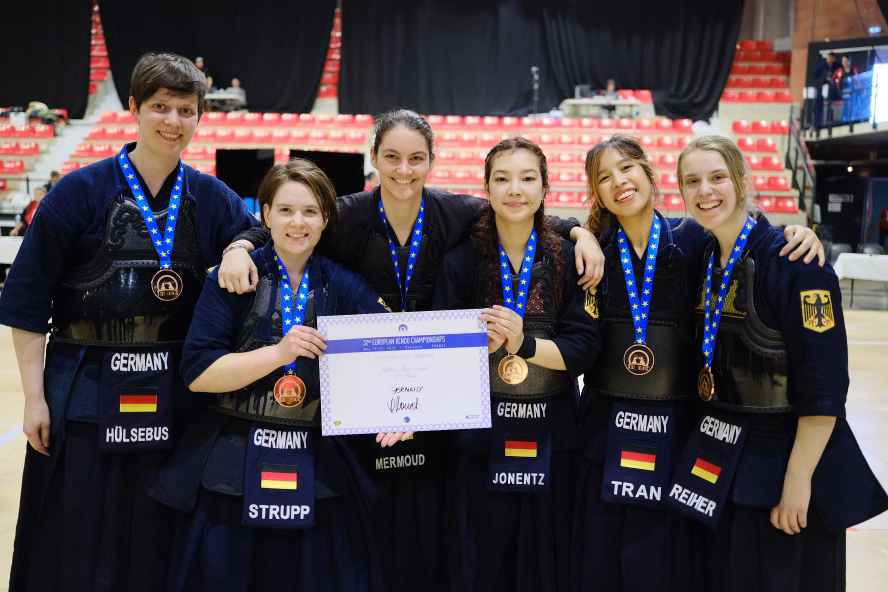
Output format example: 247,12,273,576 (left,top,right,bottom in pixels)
317,309,491,436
